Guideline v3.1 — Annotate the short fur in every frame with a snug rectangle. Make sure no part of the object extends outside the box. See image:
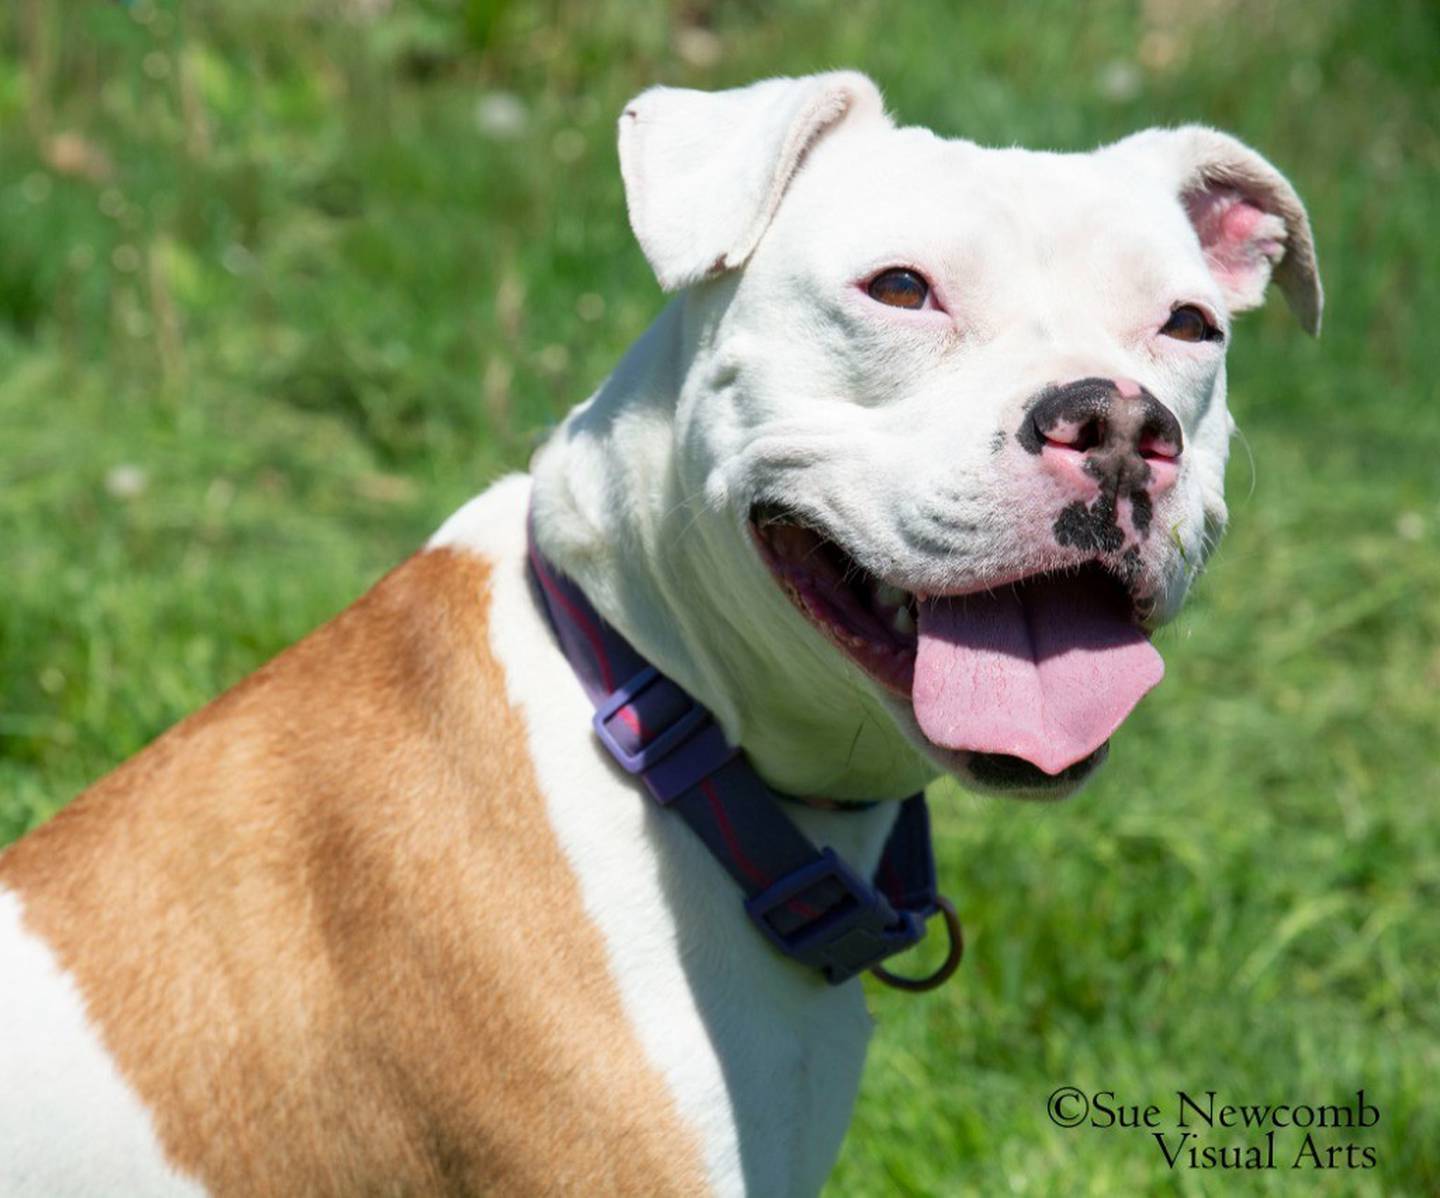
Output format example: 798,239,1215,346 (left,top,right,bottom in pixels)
0,71,1320,1196
1,549,705,1196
